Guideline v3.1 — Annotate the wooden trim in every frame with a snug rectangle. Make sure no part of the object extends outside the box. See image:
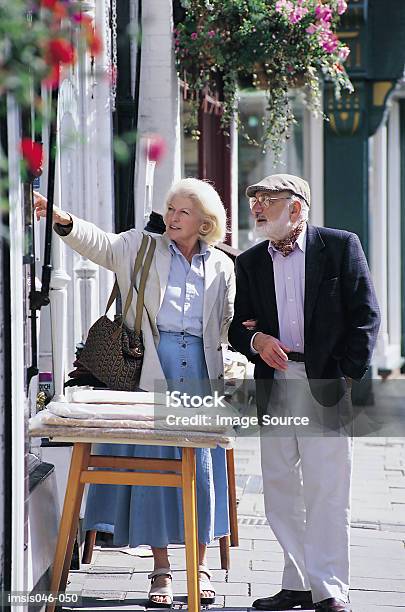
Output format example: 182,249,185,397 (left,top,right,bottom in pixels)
89,455,182,472
182,448,200,612
47,443,91,612
80,470,182,487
